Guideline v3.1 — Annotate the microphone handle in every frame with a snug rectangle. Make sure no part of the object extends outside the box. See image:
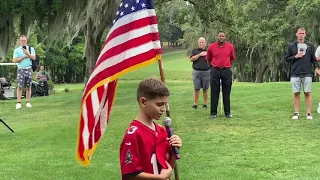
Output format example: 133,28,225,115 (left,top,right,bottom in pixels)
166,126,181,159
172,146,180,159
